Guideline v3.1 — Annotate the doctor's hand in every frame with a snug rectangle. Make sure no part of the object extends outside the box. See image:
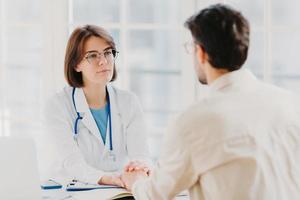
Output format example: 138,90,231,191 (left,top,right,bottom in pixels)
124,160,151,176
98,174,125,188
121,170,148,191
